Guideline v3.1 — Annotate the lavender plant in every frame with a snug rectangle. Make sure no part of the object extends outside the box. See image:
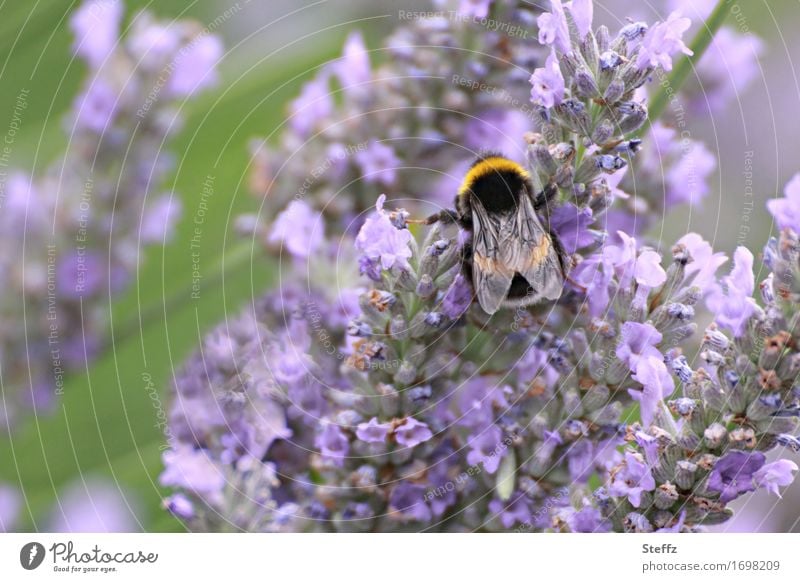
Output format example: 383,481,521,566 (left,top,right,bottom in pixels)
0,0,221,428
160,0,798,532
